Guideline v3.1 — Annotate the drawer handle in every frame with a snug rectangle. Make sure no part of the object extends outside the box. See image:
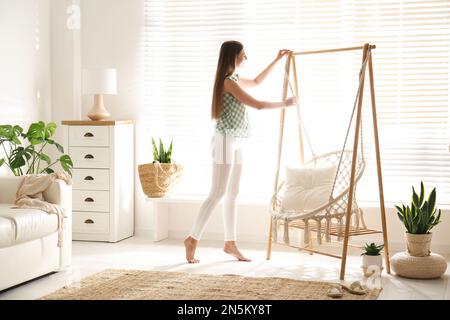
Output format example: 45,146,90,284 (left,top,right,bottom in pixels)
84,219,94,224
84,197,95,202
84,132,94,137
84,176,94,181
84,154,95,159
